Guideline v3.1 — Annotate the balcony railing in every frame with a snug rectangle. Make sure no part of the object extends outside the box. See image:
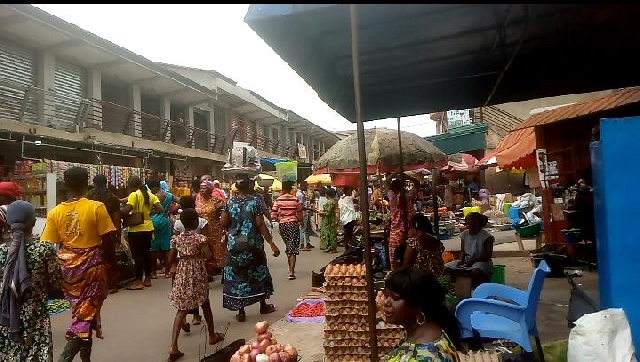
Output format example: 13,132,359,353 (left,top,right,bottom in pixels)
0,78,321,161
